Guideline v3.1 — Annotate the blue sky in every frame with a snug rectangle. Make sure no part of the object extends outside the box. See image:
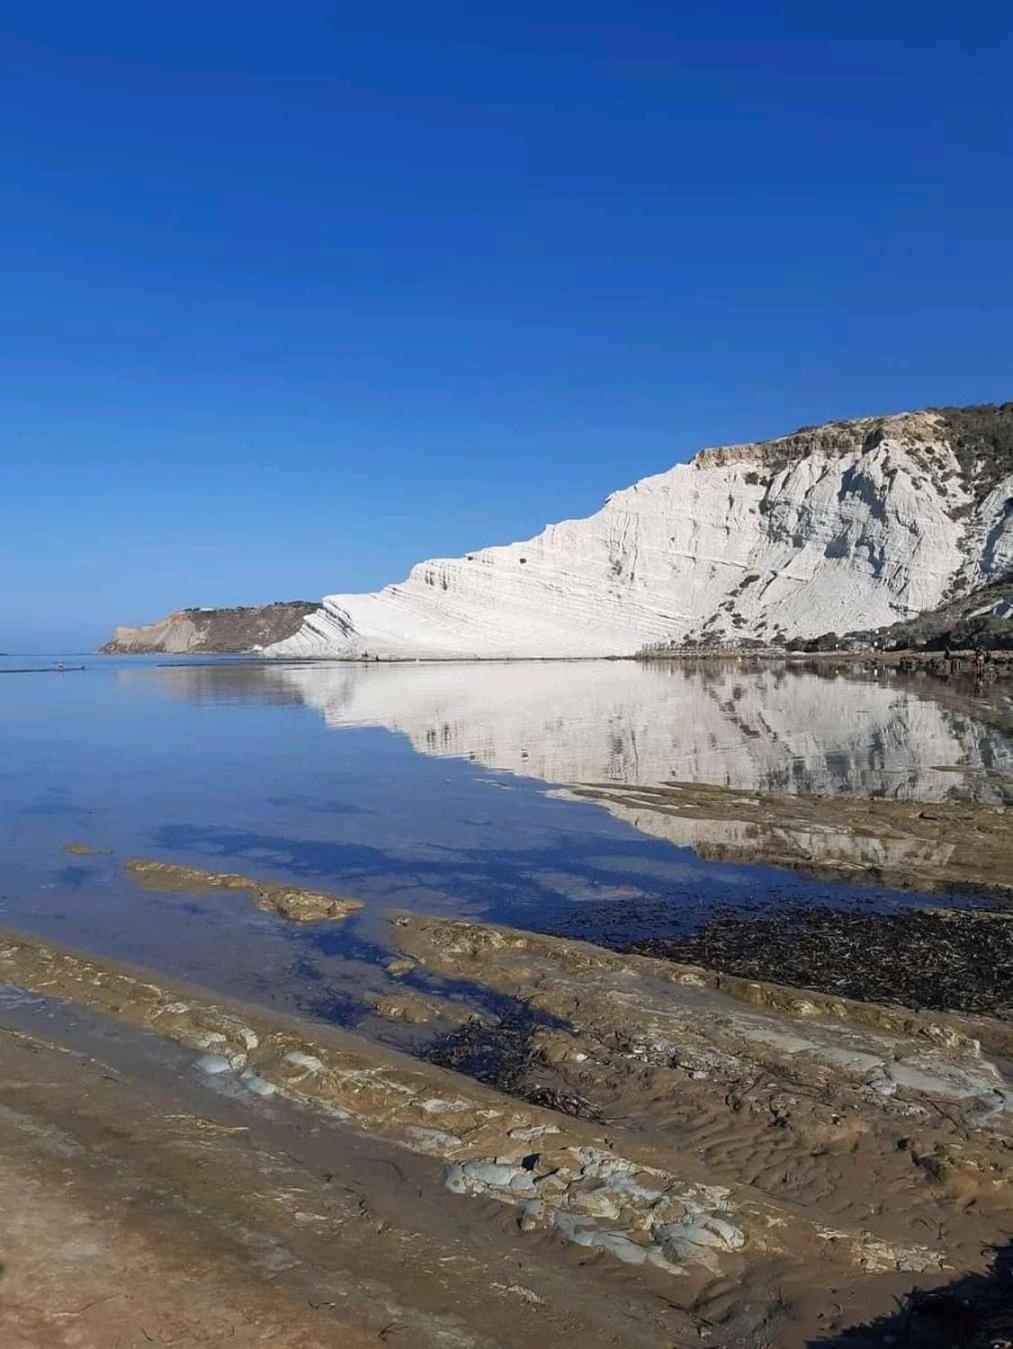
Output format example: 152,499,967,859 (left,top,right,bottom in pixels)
2,2,1011,649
